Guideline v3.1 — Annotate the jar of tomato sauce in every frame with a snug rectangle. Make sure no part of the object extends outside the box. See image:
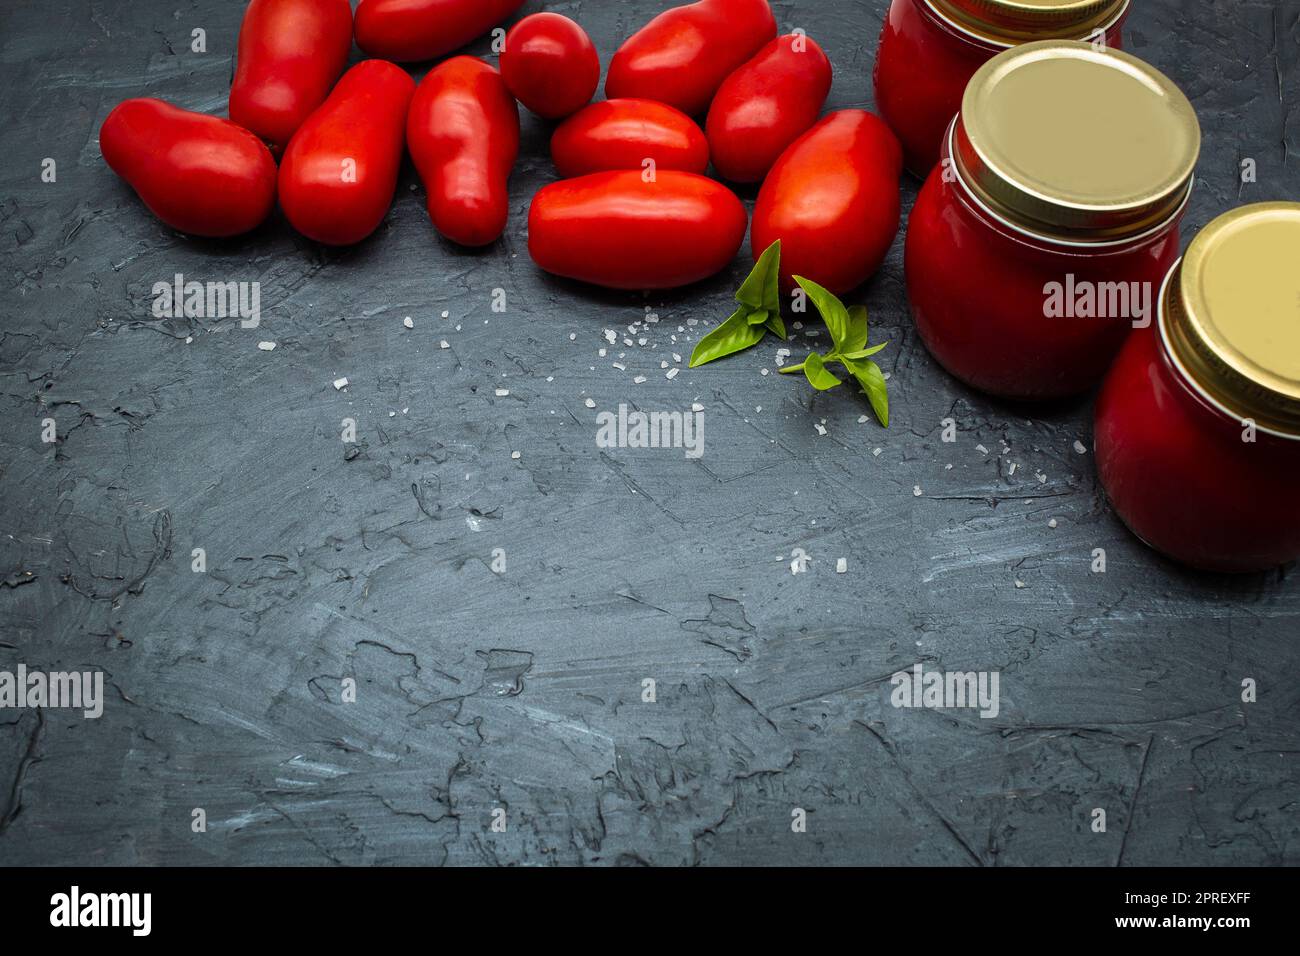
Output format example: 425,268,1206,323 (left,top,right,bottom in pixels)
1095,203,1300,573
873,0,1130,176
904,41,1200,400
